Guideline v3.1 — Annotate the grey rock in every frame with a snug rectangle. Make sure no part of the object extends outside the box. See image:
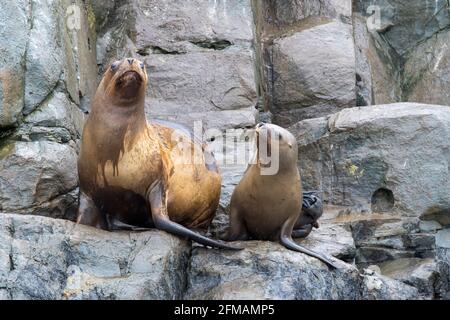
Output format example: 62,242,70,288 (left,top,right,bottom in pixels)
351,217,419,247
60,0,98,112
379,258,440,297
254,0,352,32
16,91,85,143
436,229,450,296
211,129,256,208
271,20,356,126
185,241,418,300
0,214,190,300
420,220,443,233
356,0,450,57
1,0,97,119
150,107,258,132
361,269,419,300
94,3,136,68
24,0,64,115
436,229,450,264
300,223,356,262
0,141,78,217
354,1,450,108
91,0,117,32
0,0,29,127
292,103,450,218
352,13,402,106
144,49,257,115
133,0,254,53
404,29,450,106
356,247,414,266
